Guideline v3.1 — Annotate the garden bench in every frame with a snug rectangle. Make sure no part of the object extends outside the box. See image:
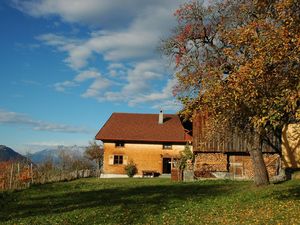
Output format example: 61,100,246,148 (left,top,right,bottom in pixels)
142,170,159,178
